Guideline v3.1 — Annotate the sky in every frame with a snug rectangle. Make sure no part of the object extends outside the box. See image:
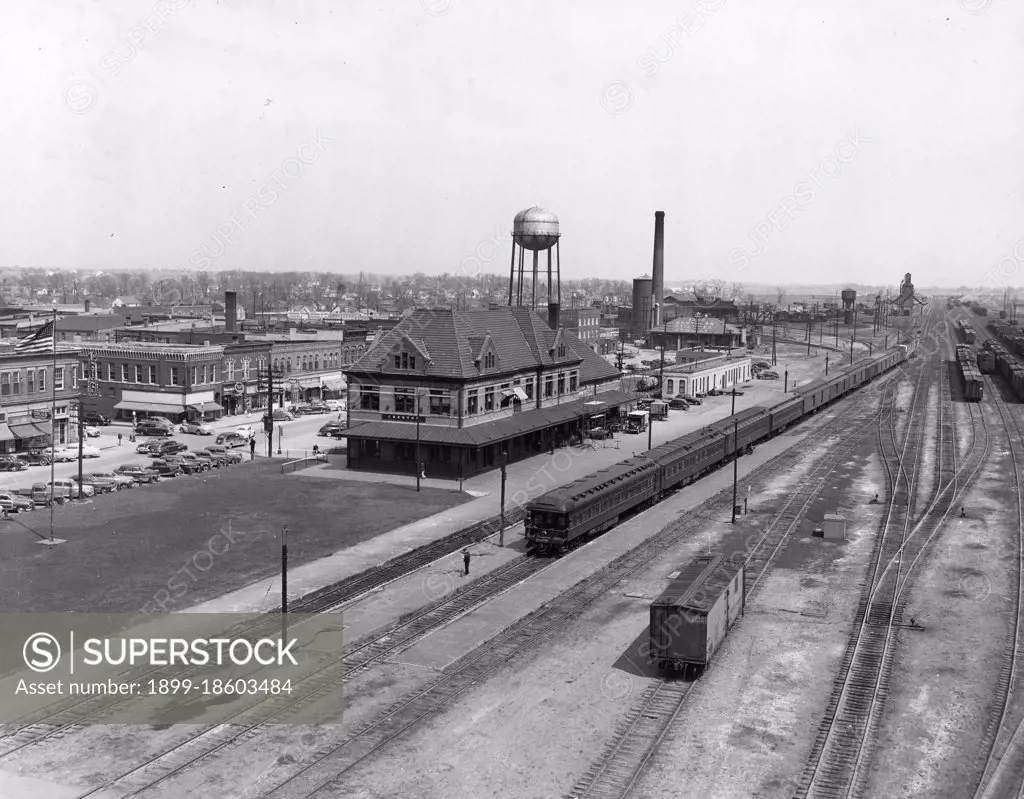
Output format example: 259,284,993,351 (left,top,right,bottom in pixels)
2,0,1022,292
